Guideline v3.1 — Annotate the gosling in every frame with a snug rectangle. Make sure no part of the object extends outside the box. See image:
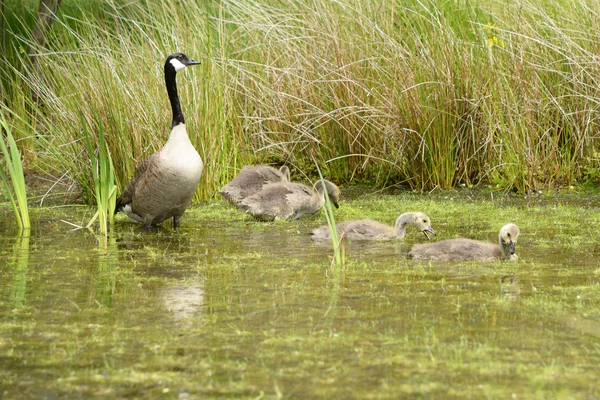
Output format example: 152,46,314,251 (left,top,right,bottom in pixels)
220,165,290,205
409,223,520,261
238,180,340,221
311,212,435,241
